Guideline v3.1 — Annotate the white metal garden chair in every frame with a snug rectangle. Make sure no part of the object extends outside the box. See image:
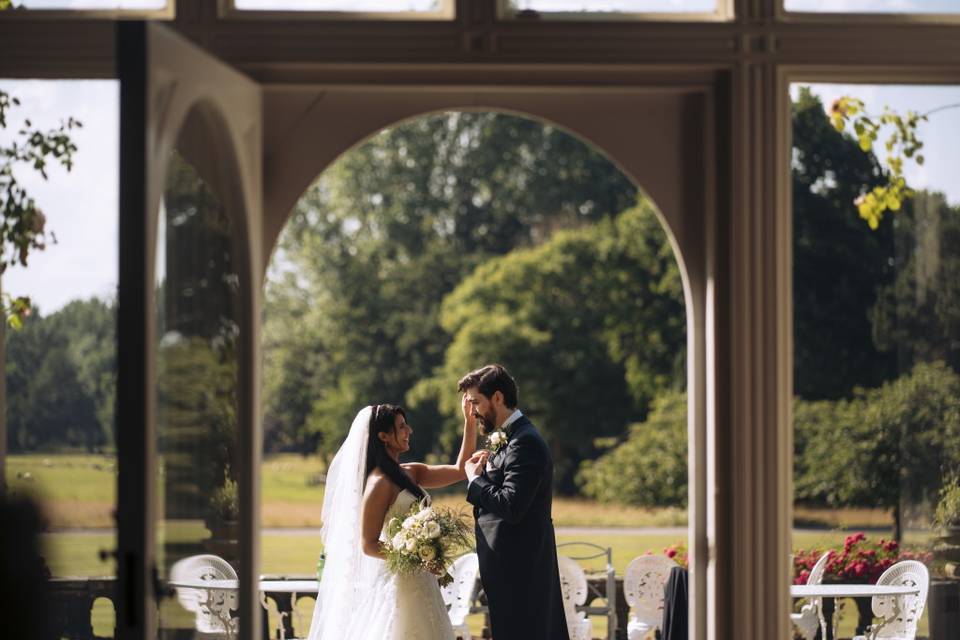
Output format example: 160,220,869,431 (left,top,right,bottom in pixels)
440,552,479,640
557,541,617,640
623,554,676,640
852,560,929,640
558,555,593,640
169,554,239,639
790,551,832,640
